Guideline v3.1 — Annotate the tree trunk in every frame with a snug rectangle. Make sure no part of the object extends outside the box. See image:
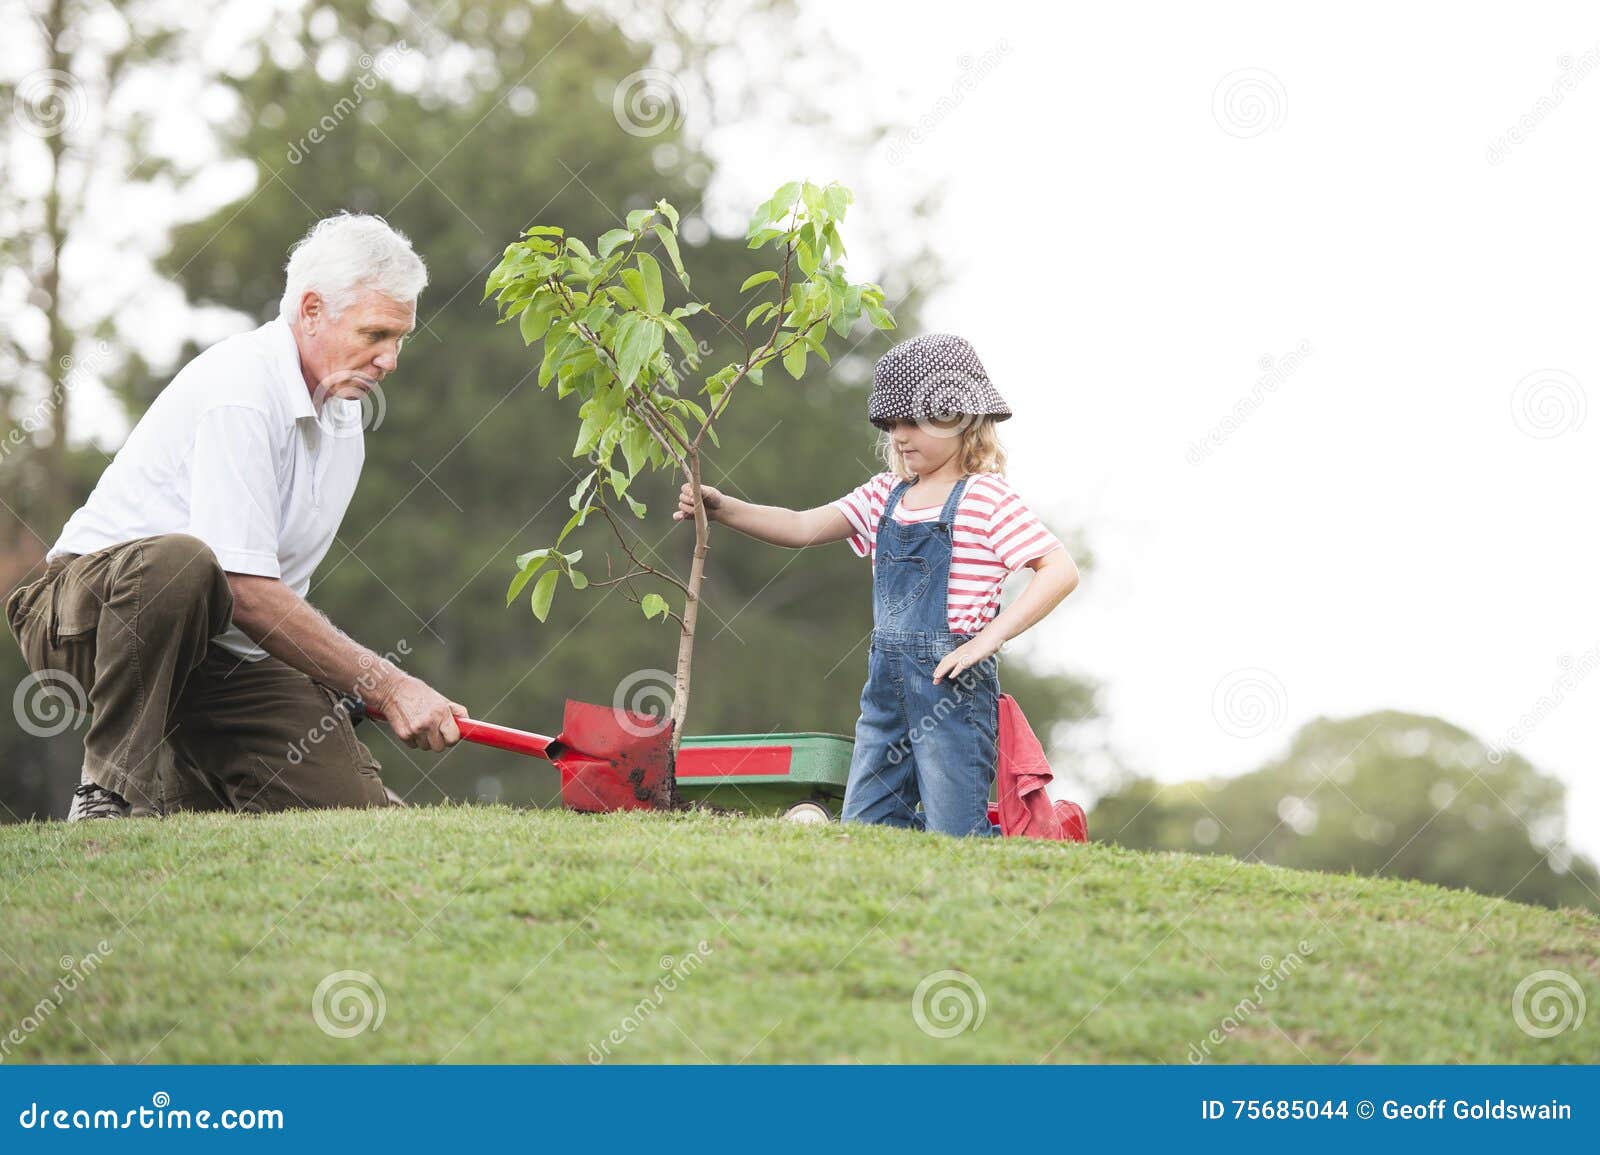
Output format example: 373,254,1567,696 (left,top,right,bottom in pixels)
669,451,709,755
39,0,70,538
